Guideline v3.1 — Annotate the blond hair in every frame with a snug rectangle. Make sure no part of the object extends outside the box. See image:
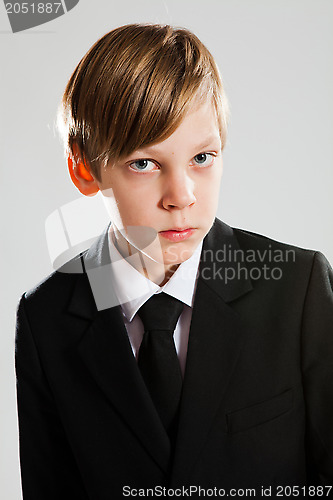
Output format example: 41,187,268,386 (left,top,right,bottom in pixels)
59,23,229,180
